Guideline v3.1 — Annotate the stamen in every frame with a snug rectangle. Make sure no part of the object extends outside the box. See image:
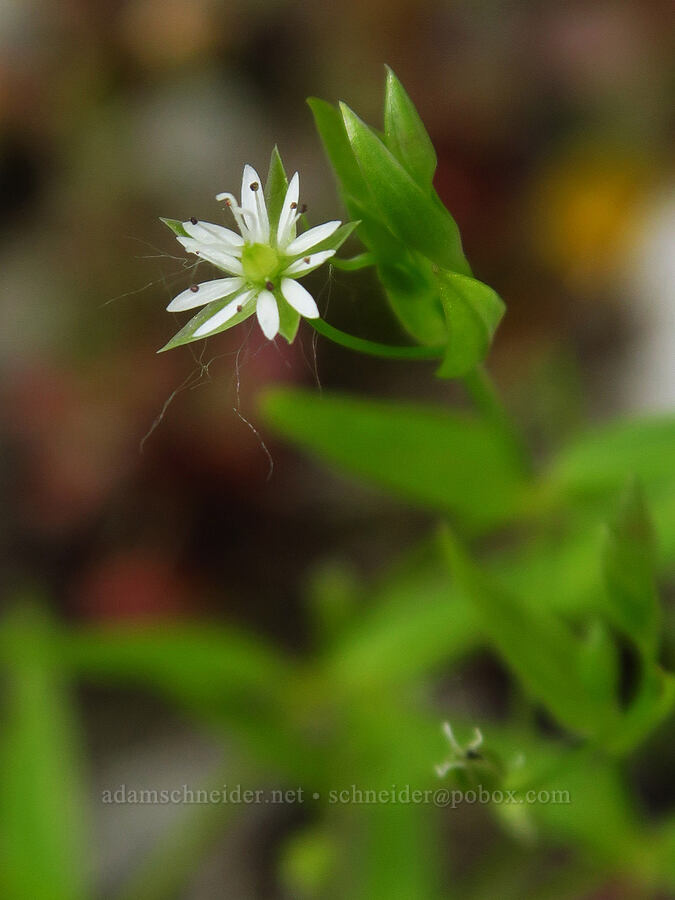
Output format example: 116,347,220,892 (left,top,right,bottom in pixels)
190,284,199,292
290,202,297,210
303,257,310,264
216,192,254,239
190,216,198,225
236,304,243,312
250,182,259,191
265,280,274,290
